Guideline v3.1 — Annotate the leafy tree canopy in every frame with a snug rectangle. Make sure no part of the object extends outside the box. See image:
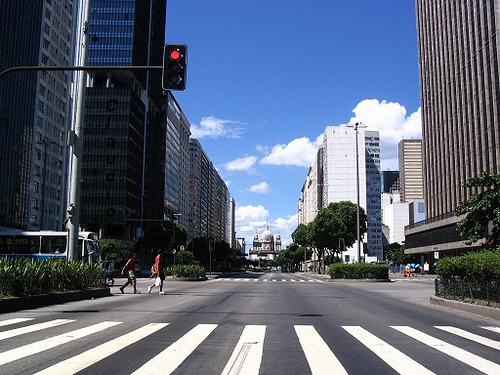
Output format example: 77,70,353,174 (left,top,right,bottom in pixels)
311,201,367,252
455,172,500,249
99,238,129,263
292,223,312,247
